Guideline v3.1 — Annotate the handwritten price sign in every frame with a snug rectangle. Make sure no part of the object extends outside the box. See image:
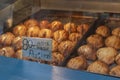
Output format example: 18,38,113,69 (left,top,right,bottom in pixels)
22,37,52,61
